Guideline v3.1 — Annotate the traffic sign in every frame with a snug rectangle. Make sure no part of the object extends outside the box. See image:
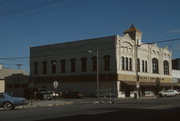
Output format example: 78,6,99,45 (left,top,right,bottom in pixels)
53,81,59,89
